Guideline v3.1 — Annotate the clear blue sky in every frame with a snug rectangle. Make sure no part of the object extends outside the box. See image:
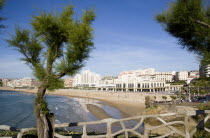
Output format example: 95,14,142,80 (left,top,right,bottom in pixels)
0,0,199,78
